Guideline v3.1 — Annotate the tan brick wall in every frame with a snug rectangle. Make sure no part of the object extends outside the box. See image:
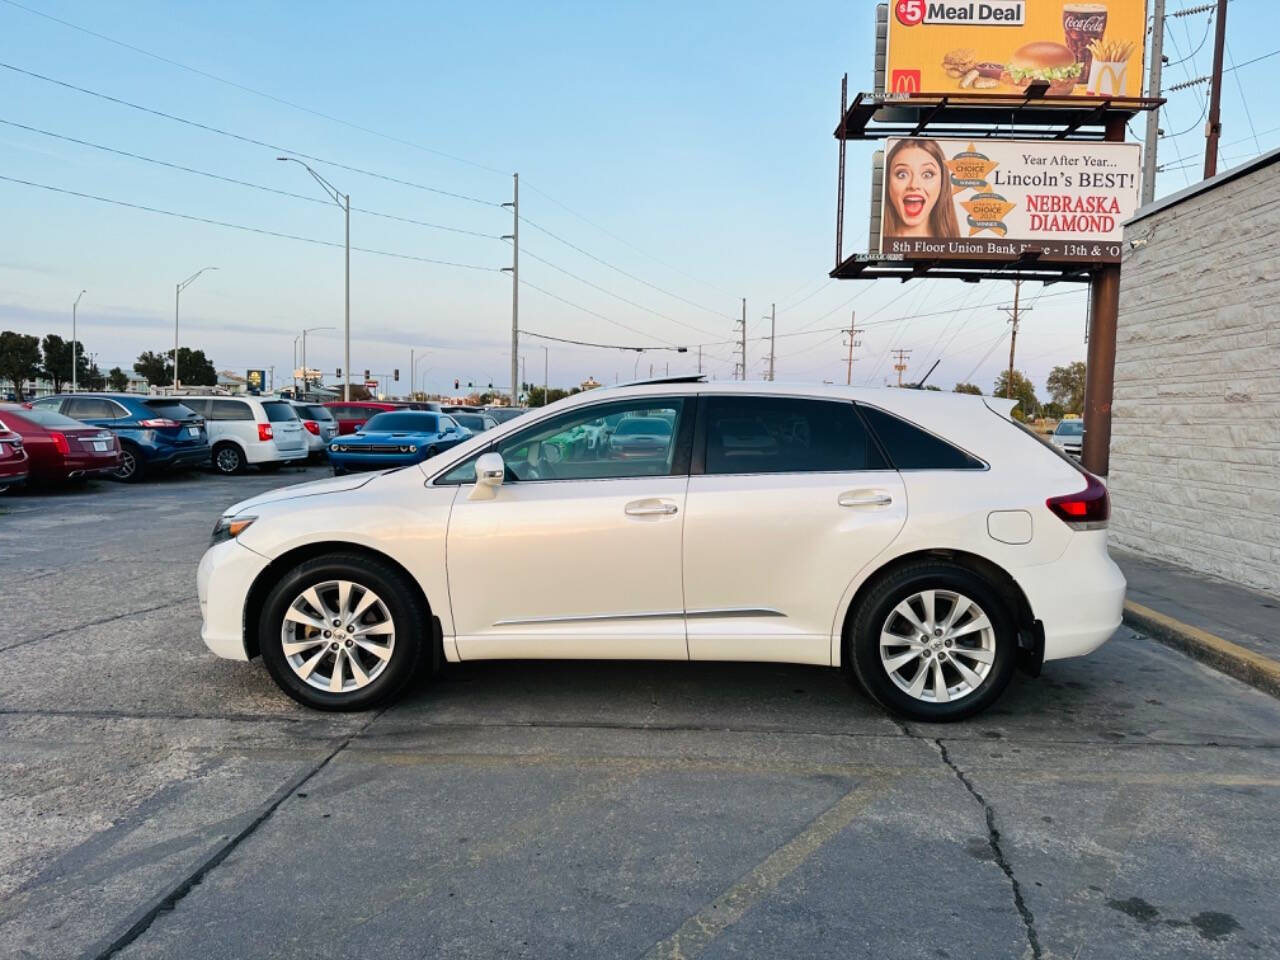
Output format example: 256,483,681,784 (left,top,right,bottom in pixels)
1110,160,1280,595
